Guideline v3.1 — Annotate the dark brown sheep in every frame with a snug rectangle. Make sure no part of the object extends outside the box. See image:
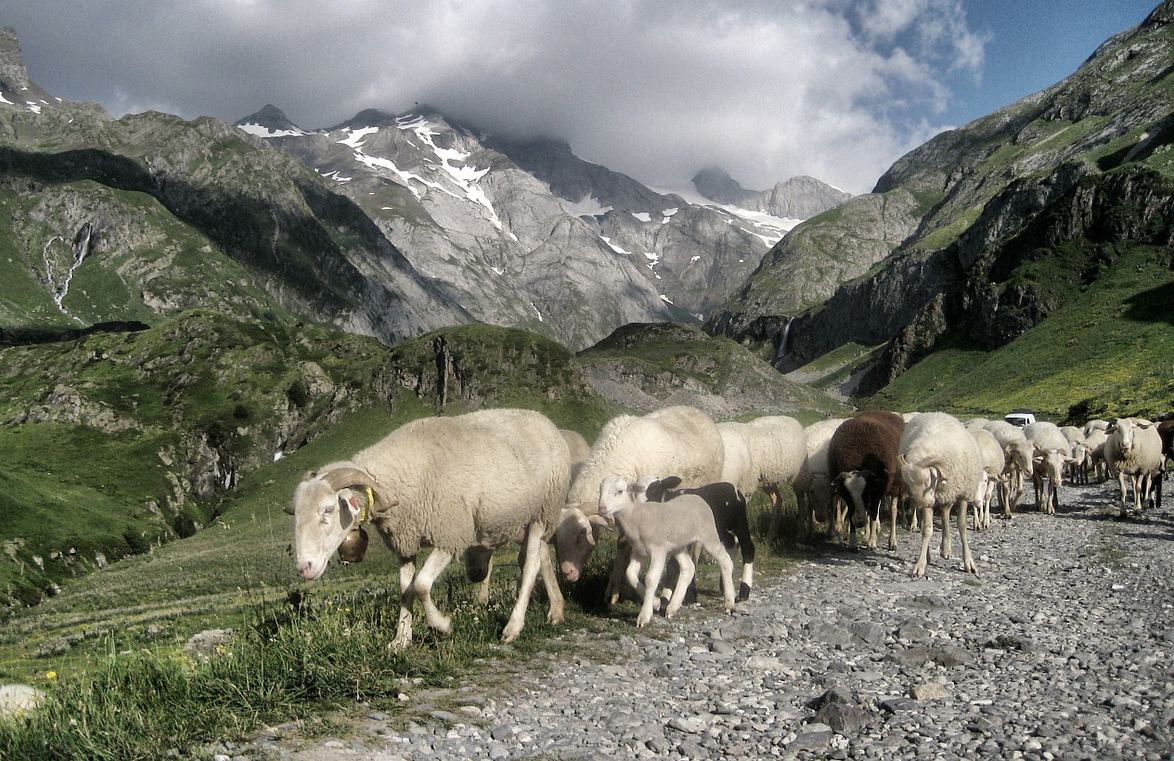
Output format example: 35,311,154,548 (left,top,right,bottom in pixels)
827,410,905,550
